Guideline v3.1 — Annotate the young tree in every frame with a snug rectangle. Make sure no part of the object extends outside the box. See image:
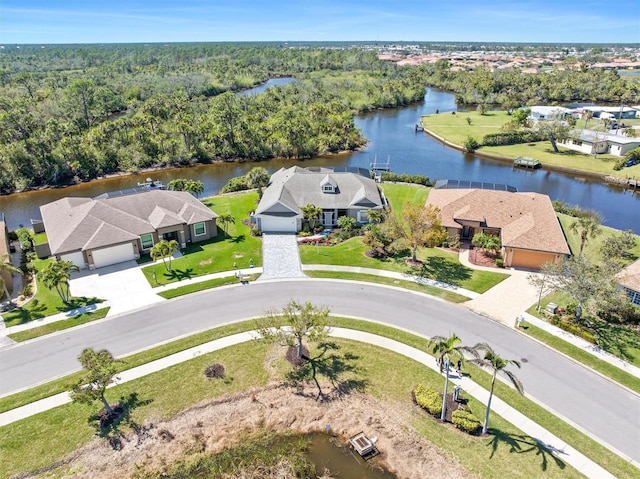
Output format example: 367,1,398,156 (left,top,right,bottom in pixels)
245,166,270,199
385,202,447,263
0,253,21,303
150,239,180,272
37,259,80,304
469,343,524,434
71,348,119,417
535,120,572,153
217,213,235,238
600,229,637,262
256,300,330,360
301,204,322,230
569,214,602,255
427,334,478,421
